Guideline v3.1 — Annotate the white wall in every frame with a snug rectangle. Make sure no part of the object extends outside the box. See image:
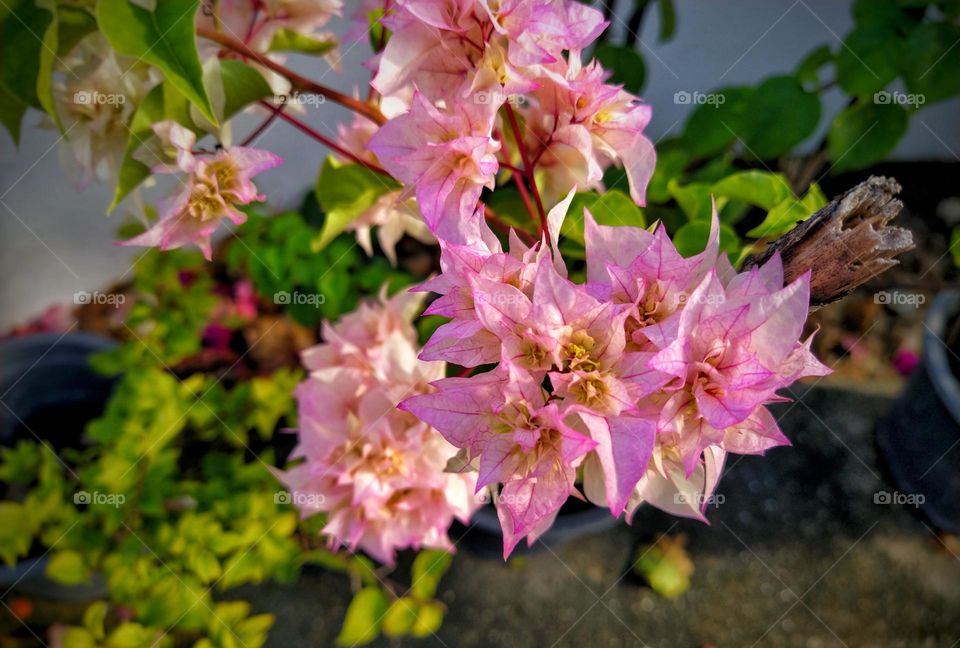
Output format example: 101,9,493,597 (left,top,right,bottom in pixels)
2,0,958,328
